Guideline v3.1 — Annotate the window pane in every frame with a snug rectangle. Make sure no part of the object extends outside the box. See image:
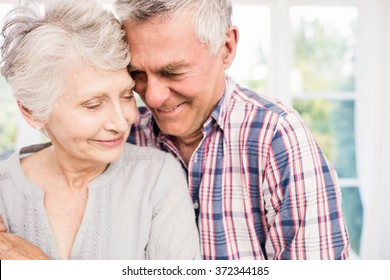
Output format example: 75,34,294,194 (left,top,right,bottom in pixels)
341,186,363,255
0,77,16,158
0,104,16,159
293,99,357,178
228,5,270,93
0,4,17,158
290,6,357,93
